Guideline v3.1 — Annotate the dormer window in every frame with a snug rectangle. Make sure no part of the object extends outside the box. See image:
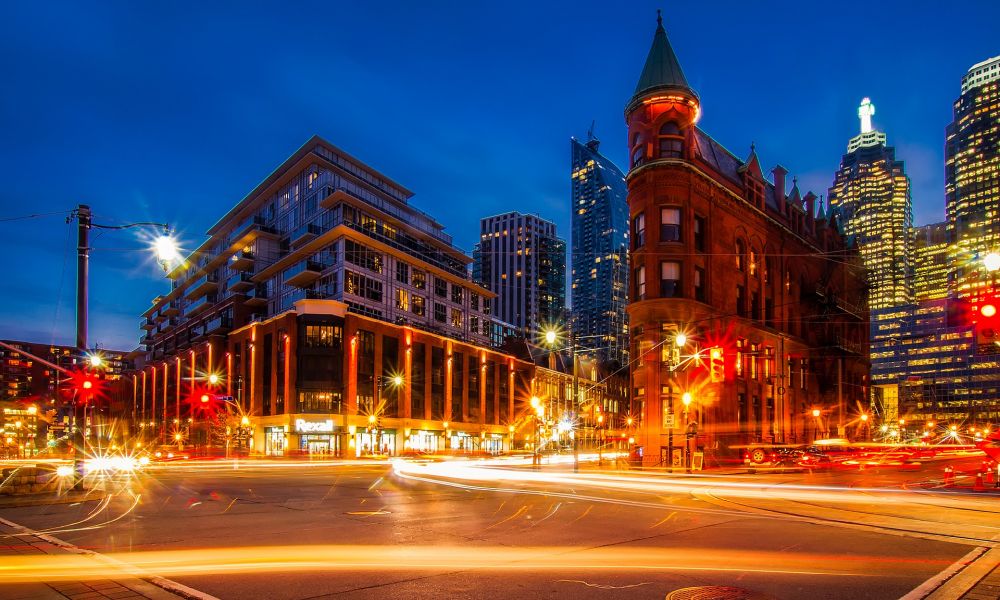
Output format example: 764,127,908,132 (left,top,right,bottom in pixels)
658,122,683,158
